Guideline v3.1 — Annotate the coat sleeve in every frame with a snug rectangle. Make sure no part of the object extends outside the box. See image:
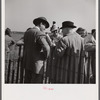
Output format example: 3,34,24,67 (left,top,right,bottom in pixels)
55,38,67,57
36,32,50,59
84,43,95,52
